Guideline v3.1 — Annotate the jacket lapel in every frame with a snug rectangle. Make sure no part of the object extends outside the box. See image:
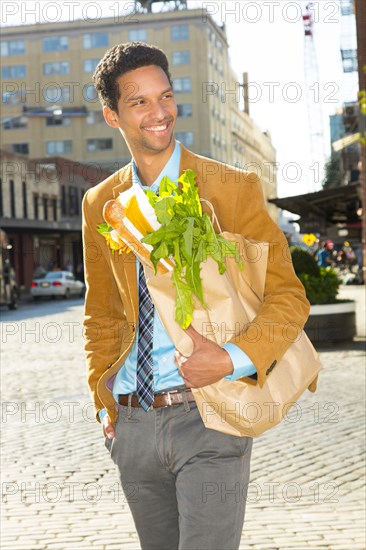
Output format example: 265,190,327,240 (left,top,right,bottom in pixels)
112,162,134,198
108,162,138,317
